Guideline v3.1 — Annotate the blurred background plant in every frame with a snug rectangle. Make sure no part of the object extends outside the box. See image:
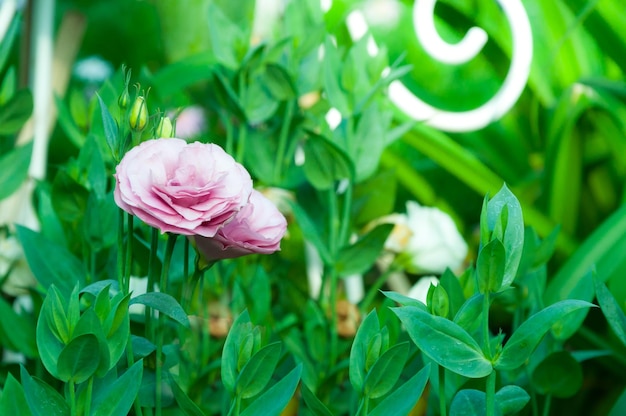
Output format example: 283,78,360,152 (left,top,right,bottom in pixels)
1,0,626,414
